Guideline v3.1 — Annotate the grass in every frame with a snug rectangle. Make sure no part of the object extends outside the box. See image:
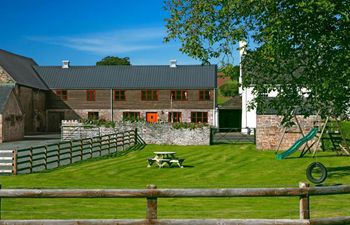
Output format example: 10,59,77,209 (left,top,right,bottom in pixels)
1,144,350,219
